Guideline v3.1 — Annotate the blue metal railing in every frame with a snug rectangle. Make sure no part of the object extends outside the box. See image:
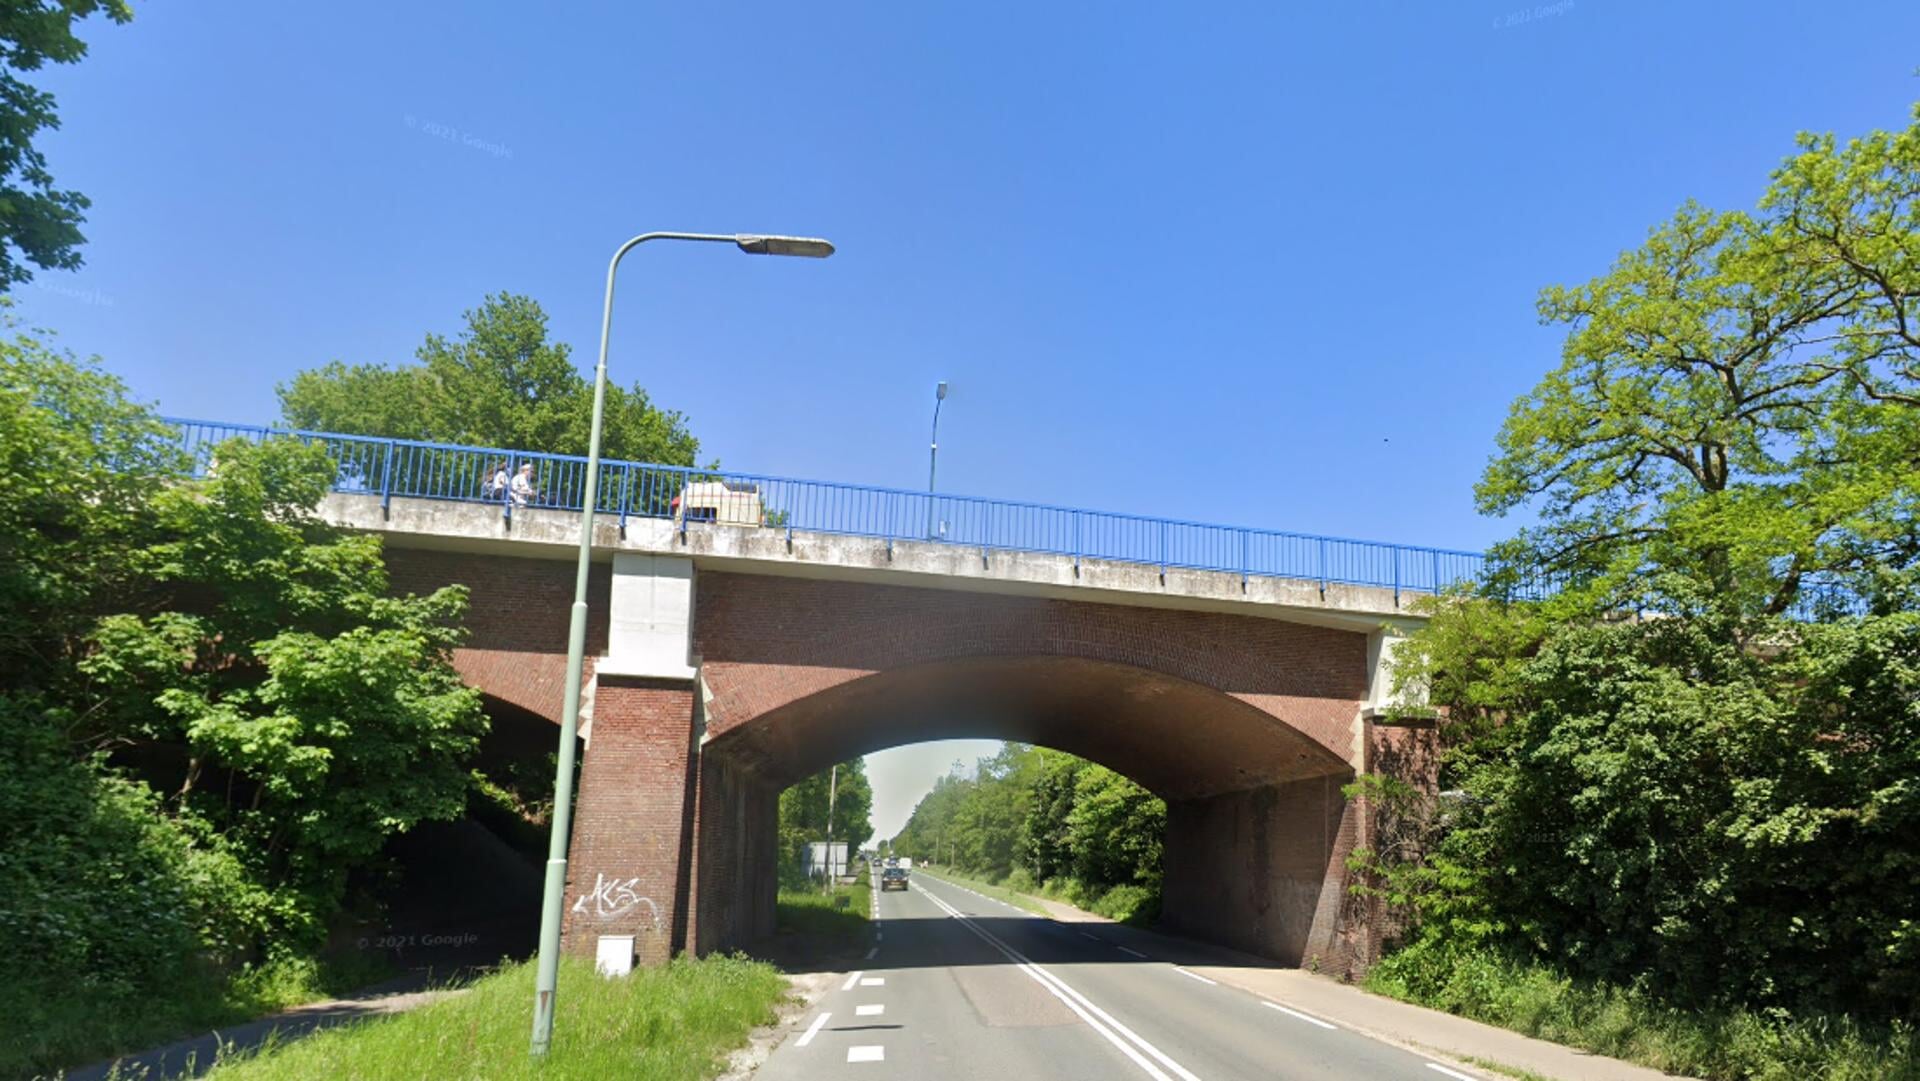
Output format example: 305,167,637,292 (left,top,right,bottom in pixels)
161,417,1504,600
